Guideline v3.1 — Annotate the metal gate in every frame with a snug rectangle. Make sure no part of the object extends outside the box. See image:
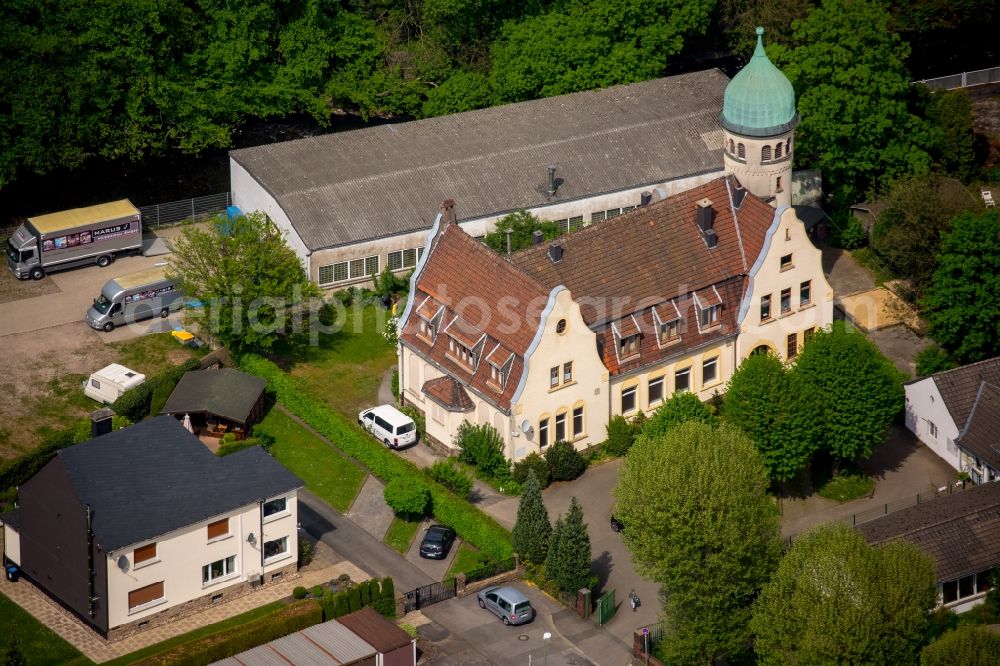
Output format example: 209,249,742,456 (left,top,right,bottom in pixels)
596,589,616,625
402,578,457,613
